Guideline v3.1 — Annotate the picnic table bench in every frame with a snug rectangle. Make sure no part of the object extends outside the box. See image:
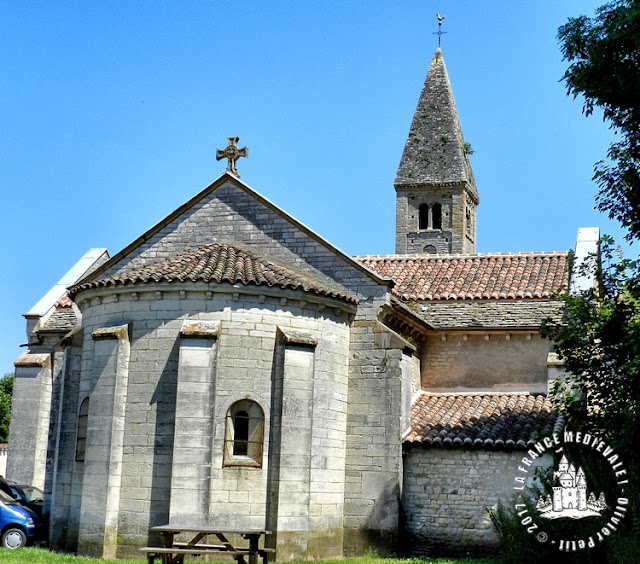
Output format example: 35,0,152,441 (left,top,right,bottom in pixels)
140,525,274,564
